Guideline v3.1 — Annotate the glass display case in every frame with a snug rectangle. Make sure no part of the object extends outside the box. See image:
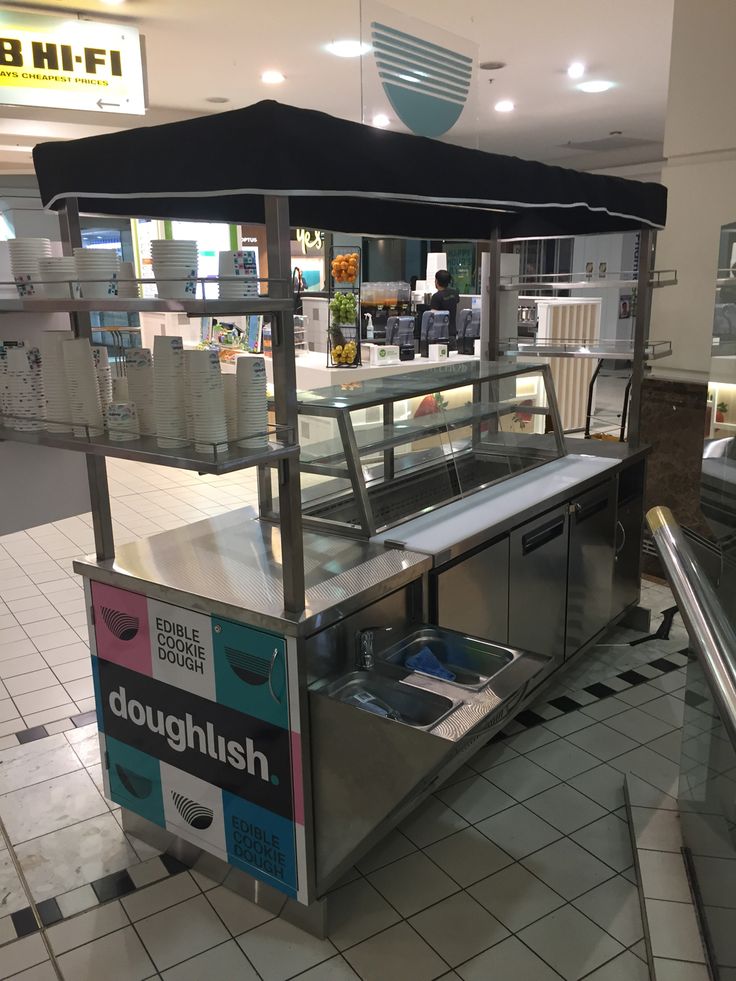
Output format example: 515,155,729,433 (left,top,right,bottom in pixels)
292,361,566,538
